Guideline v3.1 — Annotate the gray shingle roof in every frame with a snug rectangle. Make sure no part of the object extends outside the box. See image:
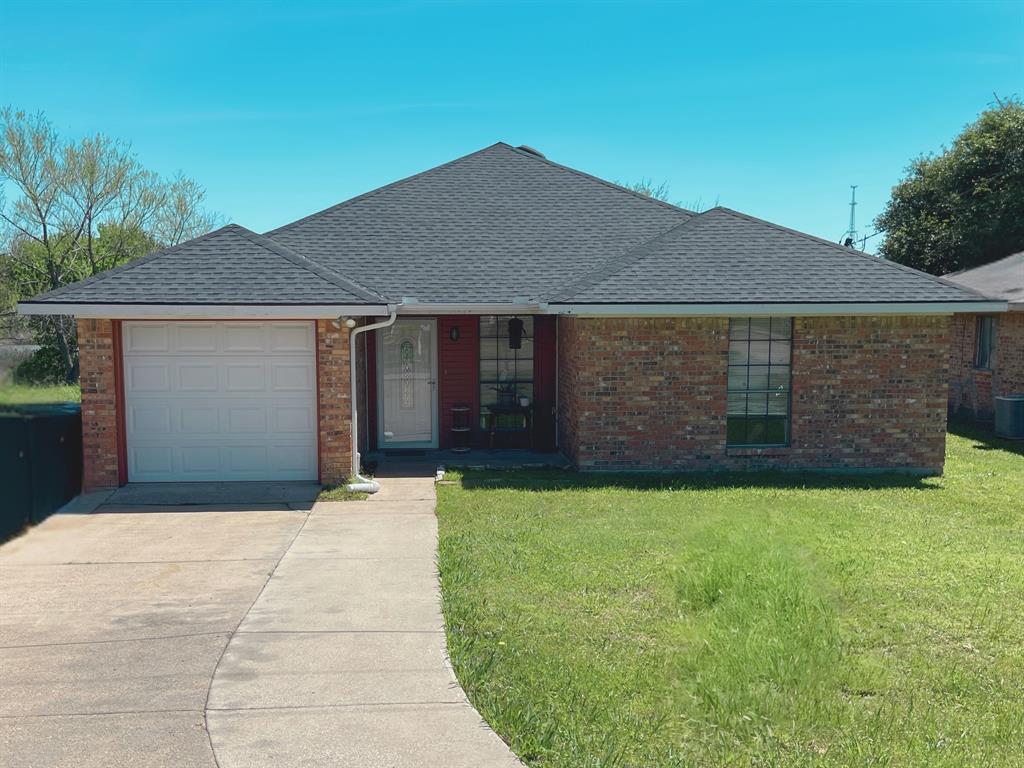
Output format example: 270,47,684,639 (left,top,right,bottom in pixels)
23,224,386,305
944,252,1024,305
267,143,692,303
547,207,986,304
21,143,994,309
